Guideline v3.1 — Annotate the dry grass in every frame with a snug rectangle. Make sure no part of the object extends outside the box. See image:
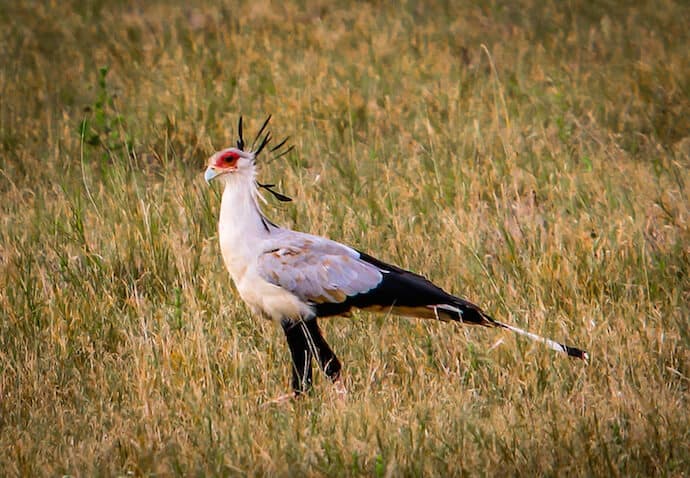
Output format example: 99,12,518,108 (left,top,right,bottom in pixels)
1,0,689,475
